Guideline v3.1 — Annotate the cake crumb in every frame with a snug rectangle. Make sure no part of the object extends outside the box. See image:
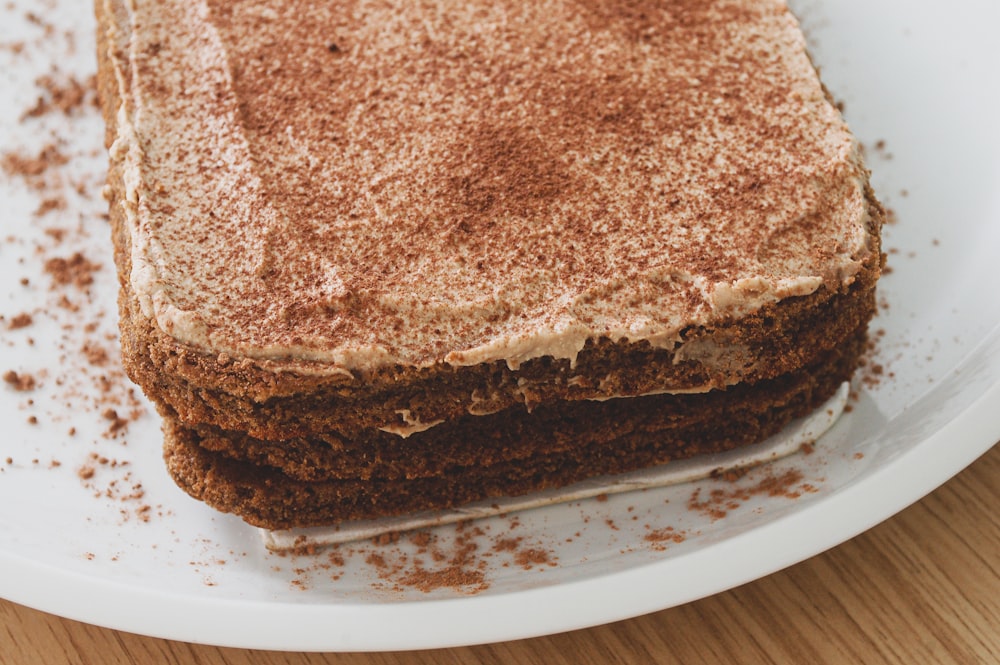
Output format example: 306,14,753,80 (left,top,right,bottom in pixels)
491,537,522,553
710,464,752,483
3,370,36,391
44,227,68,243
644,526,687,551
81,342,109,366
101,407,130,436
35,196,67,216
44,252,101,289
373,531,400,546
513,548,553,570
7,313,33,329
396,565,487,594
